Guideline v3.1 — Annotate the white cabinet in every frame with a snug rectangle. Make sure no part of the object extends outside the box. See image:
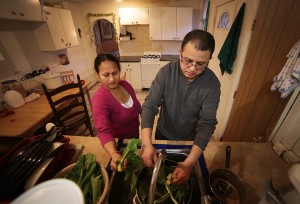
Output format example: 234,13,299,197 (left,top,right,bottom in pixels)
119,8,149,25
0,0,43,21
121,62,142,90
149,7,193,41
33,6,79,51
149,8,162,40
